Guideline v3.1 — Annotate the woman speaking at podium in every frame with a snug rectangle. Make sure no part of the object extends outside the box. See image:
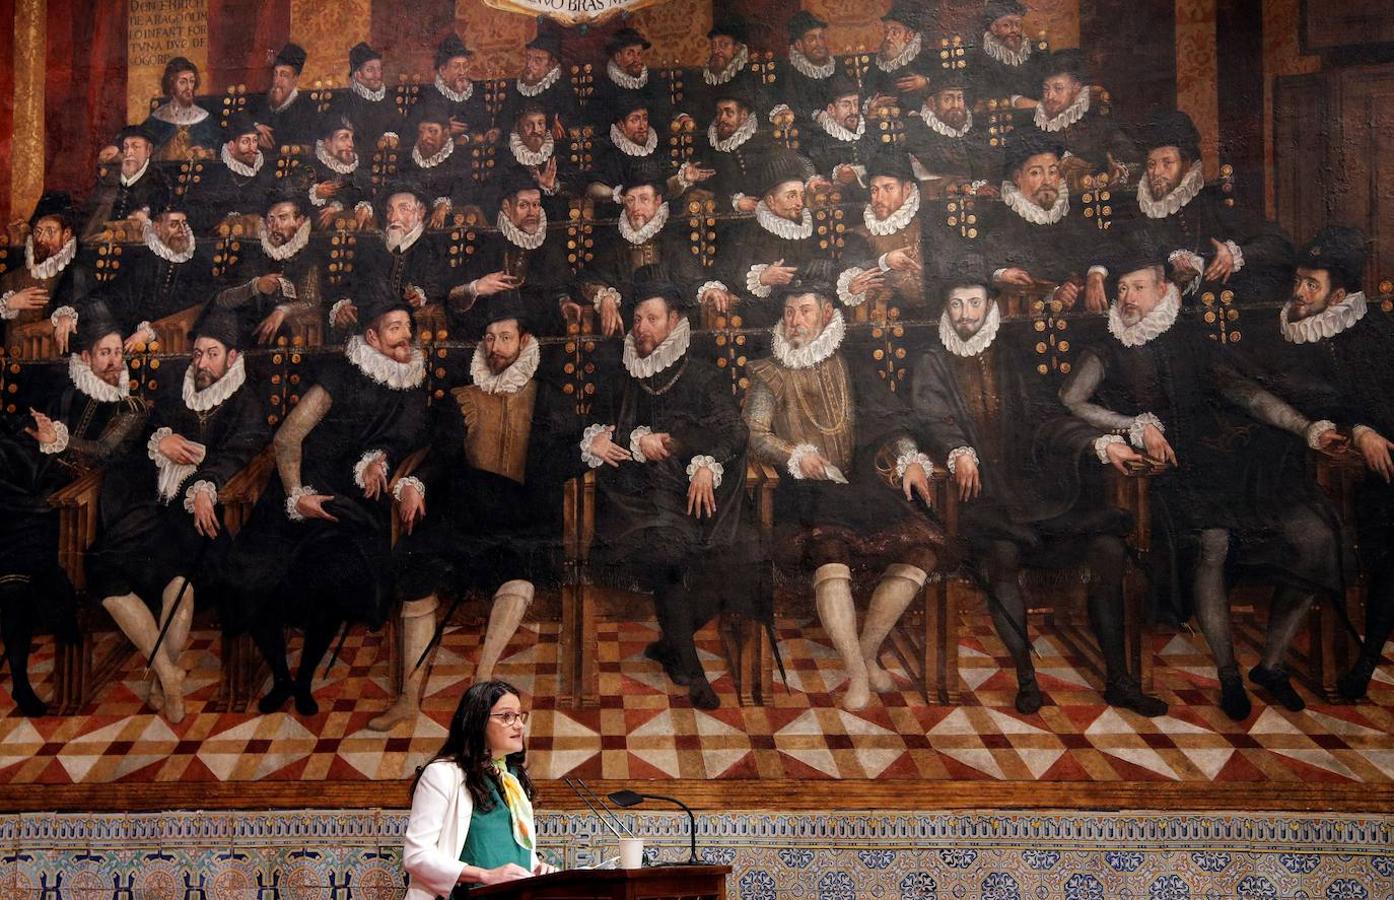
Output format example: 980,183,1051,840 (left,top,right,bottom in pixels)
404,680,555,898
